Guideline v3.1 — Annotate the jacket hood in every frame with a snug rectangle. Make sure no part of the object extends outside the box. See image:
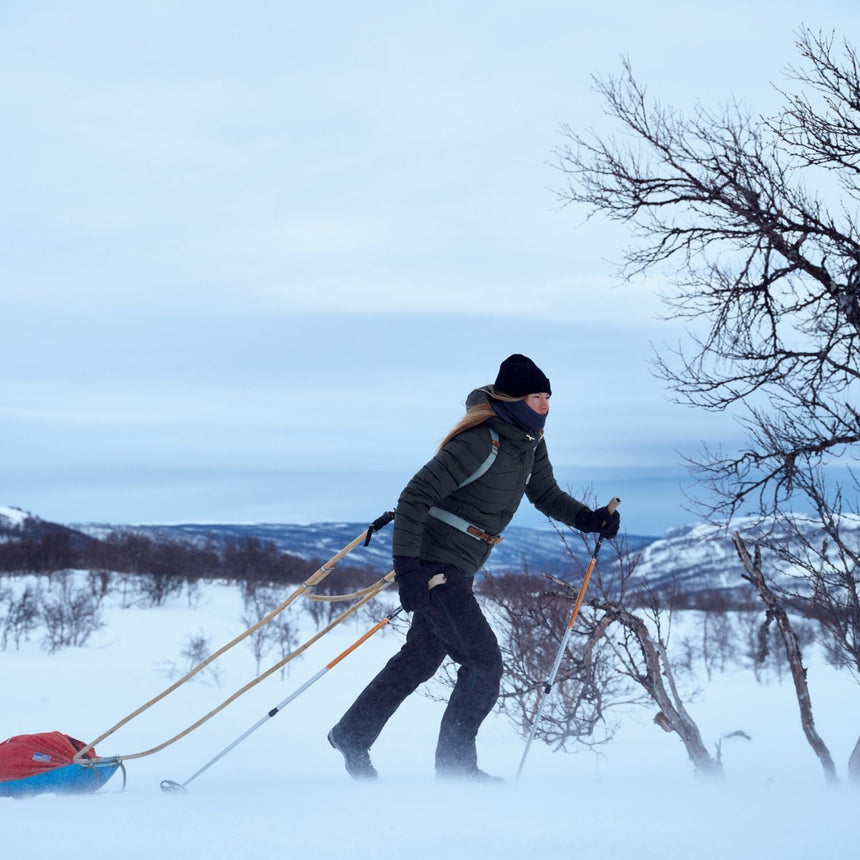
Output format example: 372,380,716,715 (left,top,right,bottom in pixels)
465,386,493,408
